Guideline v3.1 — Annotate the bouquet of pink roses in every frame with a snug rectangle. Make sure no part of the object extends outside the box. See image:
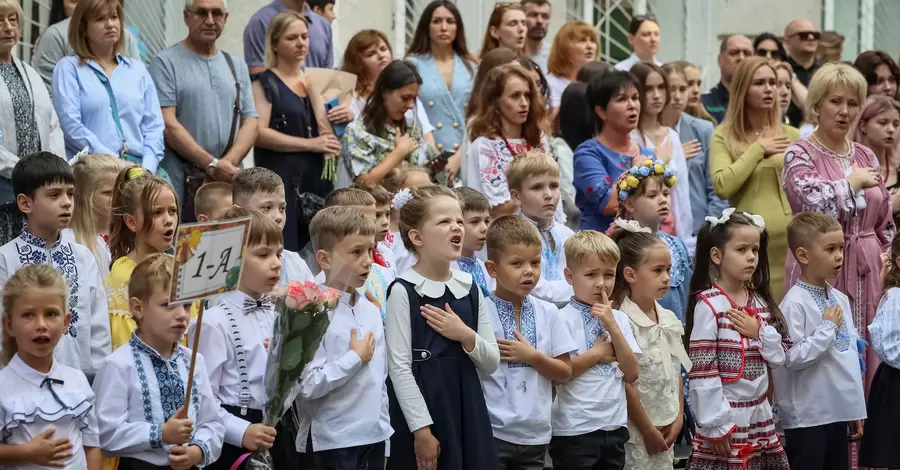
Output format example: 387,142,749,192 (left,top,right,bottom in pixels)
248,281,340,469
